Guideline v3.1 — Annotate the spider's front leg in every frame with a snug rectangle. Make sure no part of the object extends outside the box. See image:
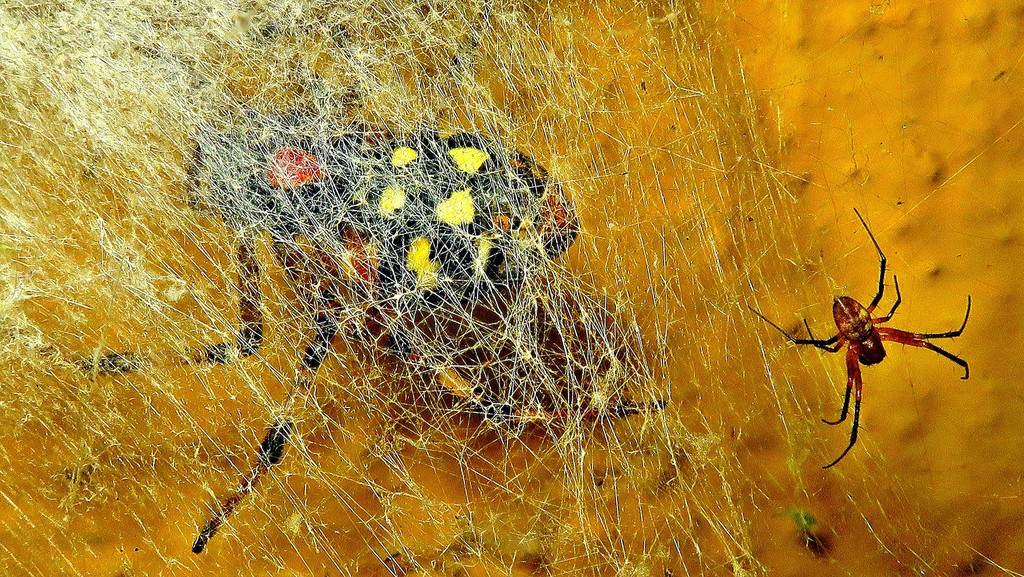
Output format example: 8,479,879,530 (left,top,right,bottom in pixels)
748,307,843,352
191,285,342,554
75,235,264,377
822,346,863,469
854,208,888,313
